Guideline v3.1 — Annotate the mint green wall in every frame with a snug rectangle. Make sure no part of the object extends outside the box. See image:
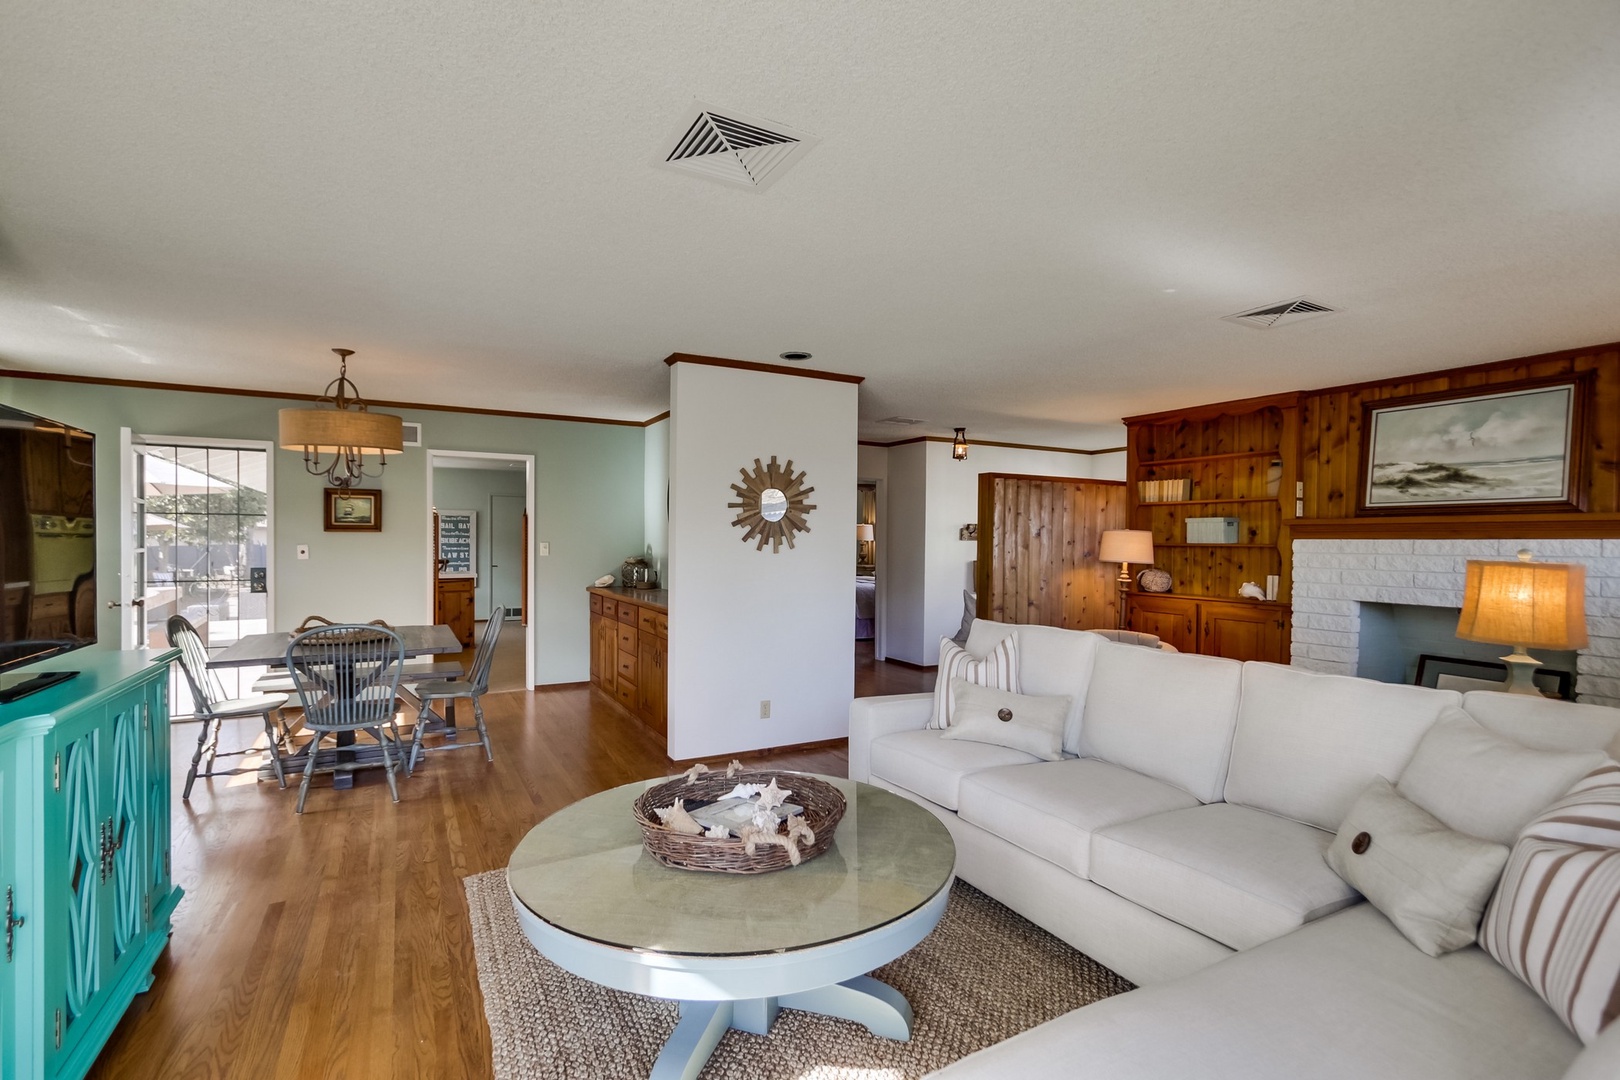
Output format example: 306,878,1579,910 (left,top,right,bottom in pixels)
431,465,527,619
0,377,647,685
